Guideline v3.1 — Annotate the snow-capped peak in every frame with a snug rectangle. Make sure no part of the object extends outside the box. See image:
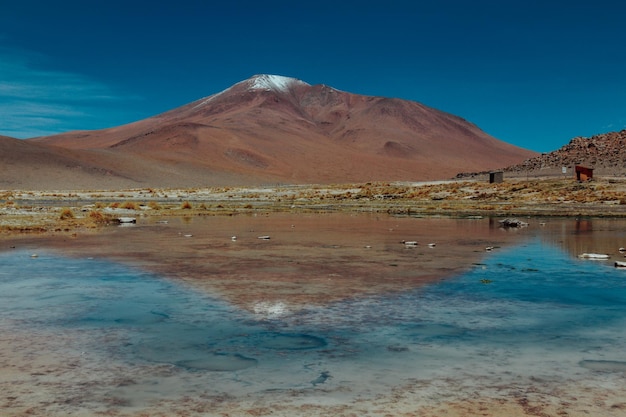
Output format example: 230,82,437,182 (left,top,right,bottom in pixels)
247,74,309,92
192,75,310,109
